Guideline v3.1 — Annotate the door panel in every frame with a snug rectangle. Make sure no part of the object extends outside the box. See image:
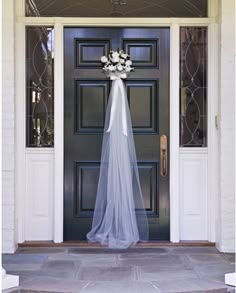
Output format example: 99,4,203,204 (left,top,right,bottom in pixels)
64,27,169,241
